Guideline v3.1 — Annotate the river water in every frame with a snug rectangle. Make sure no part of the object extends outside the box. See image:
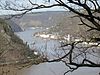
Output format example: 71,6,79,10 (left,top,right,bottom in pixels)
15,27,100,75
